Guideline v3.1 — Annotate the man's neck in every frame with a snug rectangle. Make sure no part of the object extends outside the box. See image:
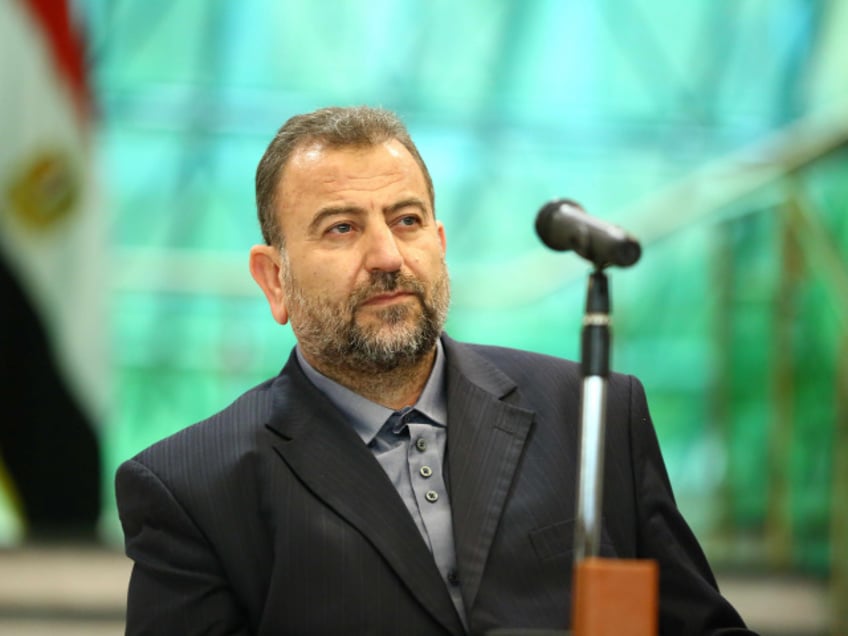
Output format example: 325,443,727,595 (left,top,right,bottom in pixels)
301,348,437,410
